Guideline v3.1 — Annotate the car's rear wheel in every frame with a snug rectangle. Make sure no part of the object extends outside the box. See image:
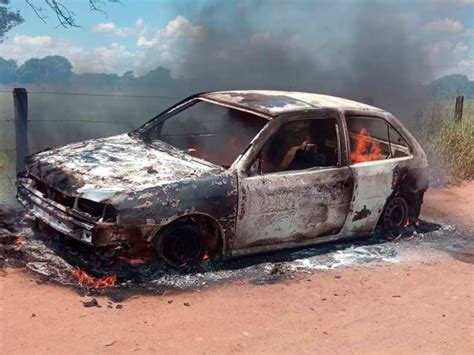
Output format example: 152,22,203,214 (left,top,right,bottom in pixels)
379,196,409,232
156,220,205,268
